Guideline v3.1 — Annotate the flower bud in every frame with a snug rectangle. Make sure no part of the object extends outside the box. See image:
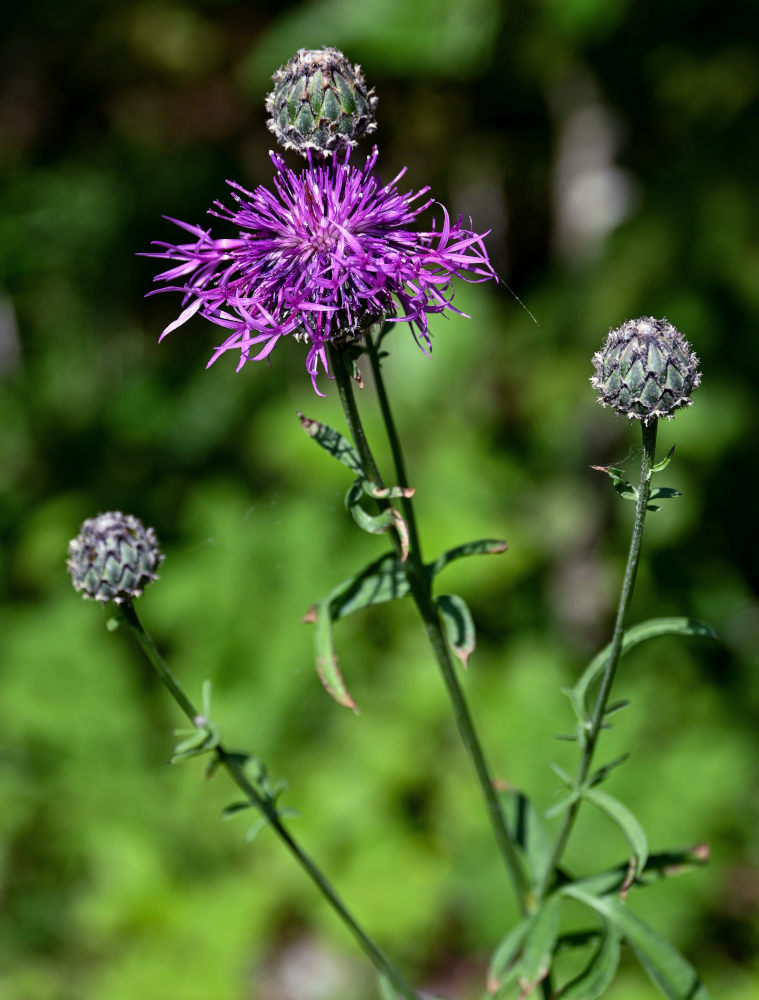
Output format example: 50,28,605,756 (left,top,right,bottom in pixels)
67,511,164,603
265,47,377,156
591,317,701,420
